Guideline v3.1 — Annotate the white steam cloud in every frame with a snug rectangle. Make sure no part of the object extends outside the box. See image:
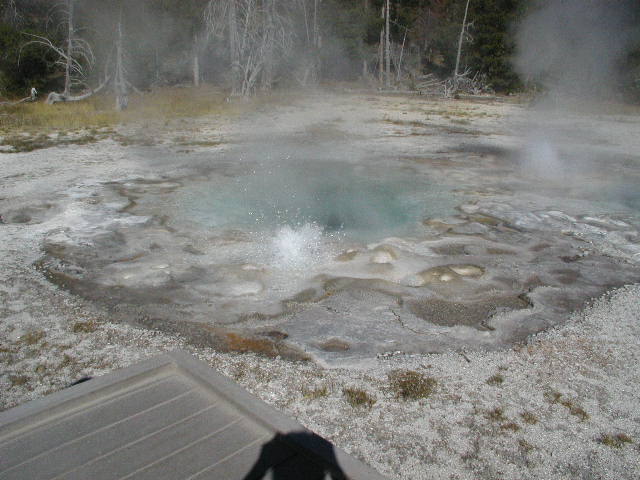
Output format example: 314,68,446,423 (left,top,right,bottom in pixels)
514,0,639,98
